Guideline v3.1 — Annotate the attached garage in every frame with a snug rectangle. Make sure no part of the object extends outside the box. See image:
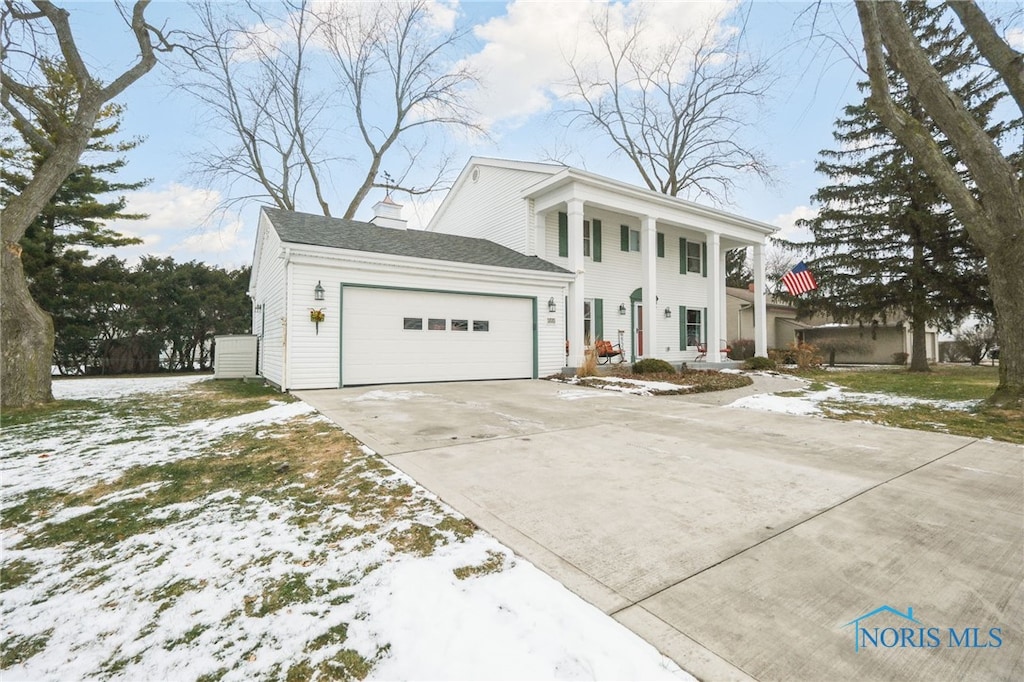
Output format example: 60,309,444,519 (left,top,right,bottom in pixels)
249,205,572,391
341,287,535,386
